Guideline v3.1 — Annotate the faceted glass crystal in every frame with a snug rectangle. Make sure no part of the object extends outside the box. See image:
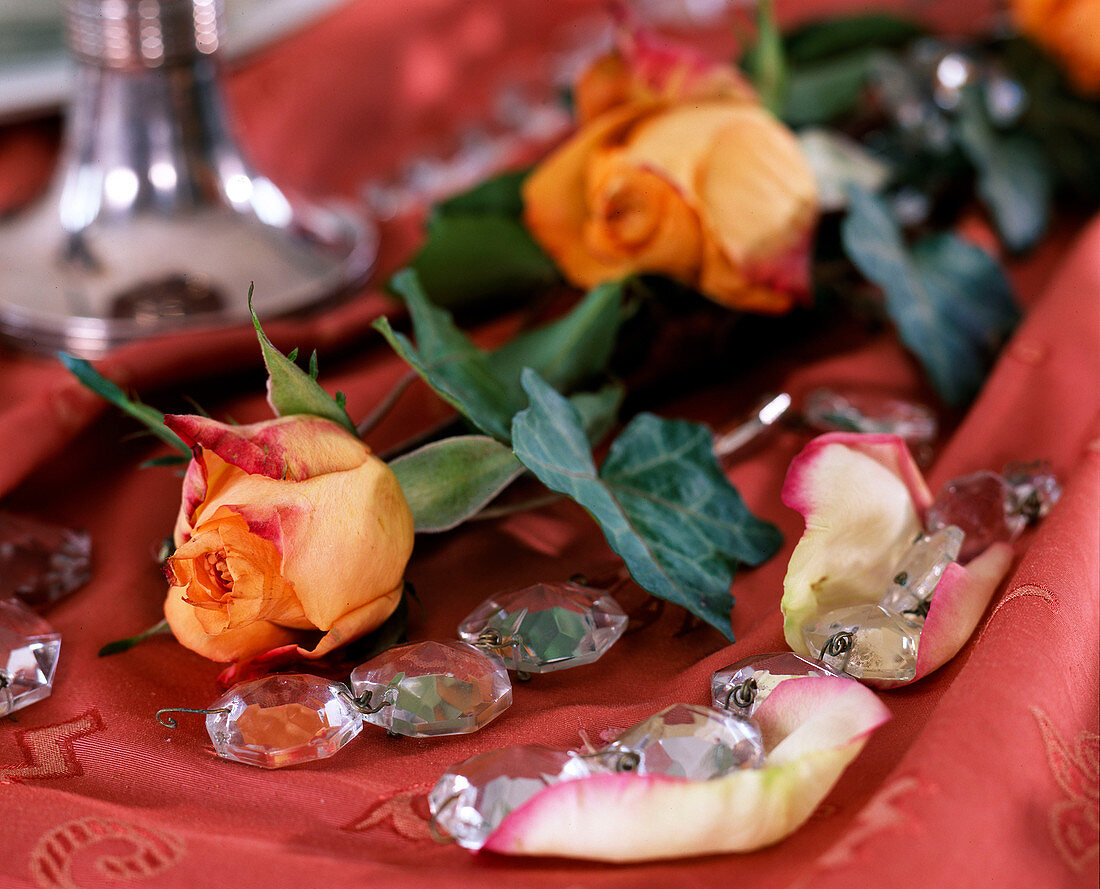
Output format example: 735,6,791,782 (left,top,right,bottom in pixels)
0,597,61,716
879,526,964,619
711,652,840,717
206,674,362,769
429,744,591,850
926,471,1025,562
349,640,512,737
803,388,937,446
600,703,764,779
0,511,91,607
1004,461,1062,523
457,582,627,674
802,604,920,684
